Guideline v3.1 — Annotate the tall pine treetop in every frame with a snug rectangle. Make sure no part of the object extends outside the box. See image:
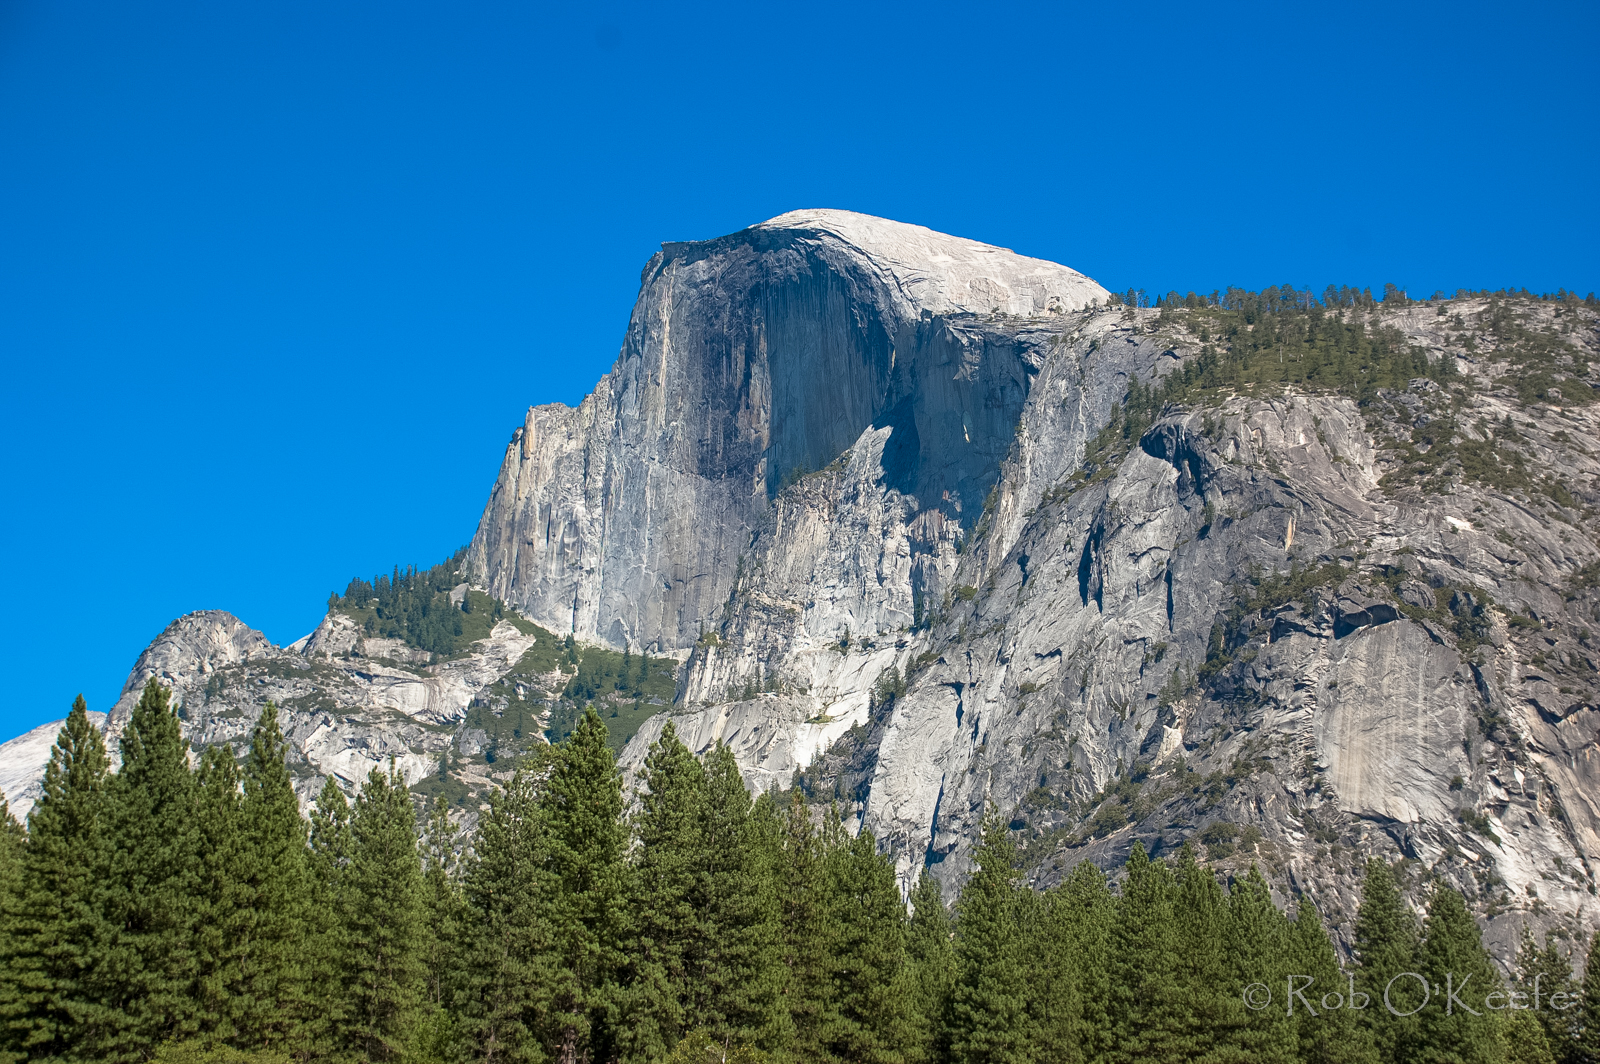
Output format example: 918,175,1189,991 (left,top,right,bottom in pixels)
1412,886,1501,1064
100,678,202,1061
1354,858,1421,1064
30,694,109,835
341,763,425,1064
541,707,626,1063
